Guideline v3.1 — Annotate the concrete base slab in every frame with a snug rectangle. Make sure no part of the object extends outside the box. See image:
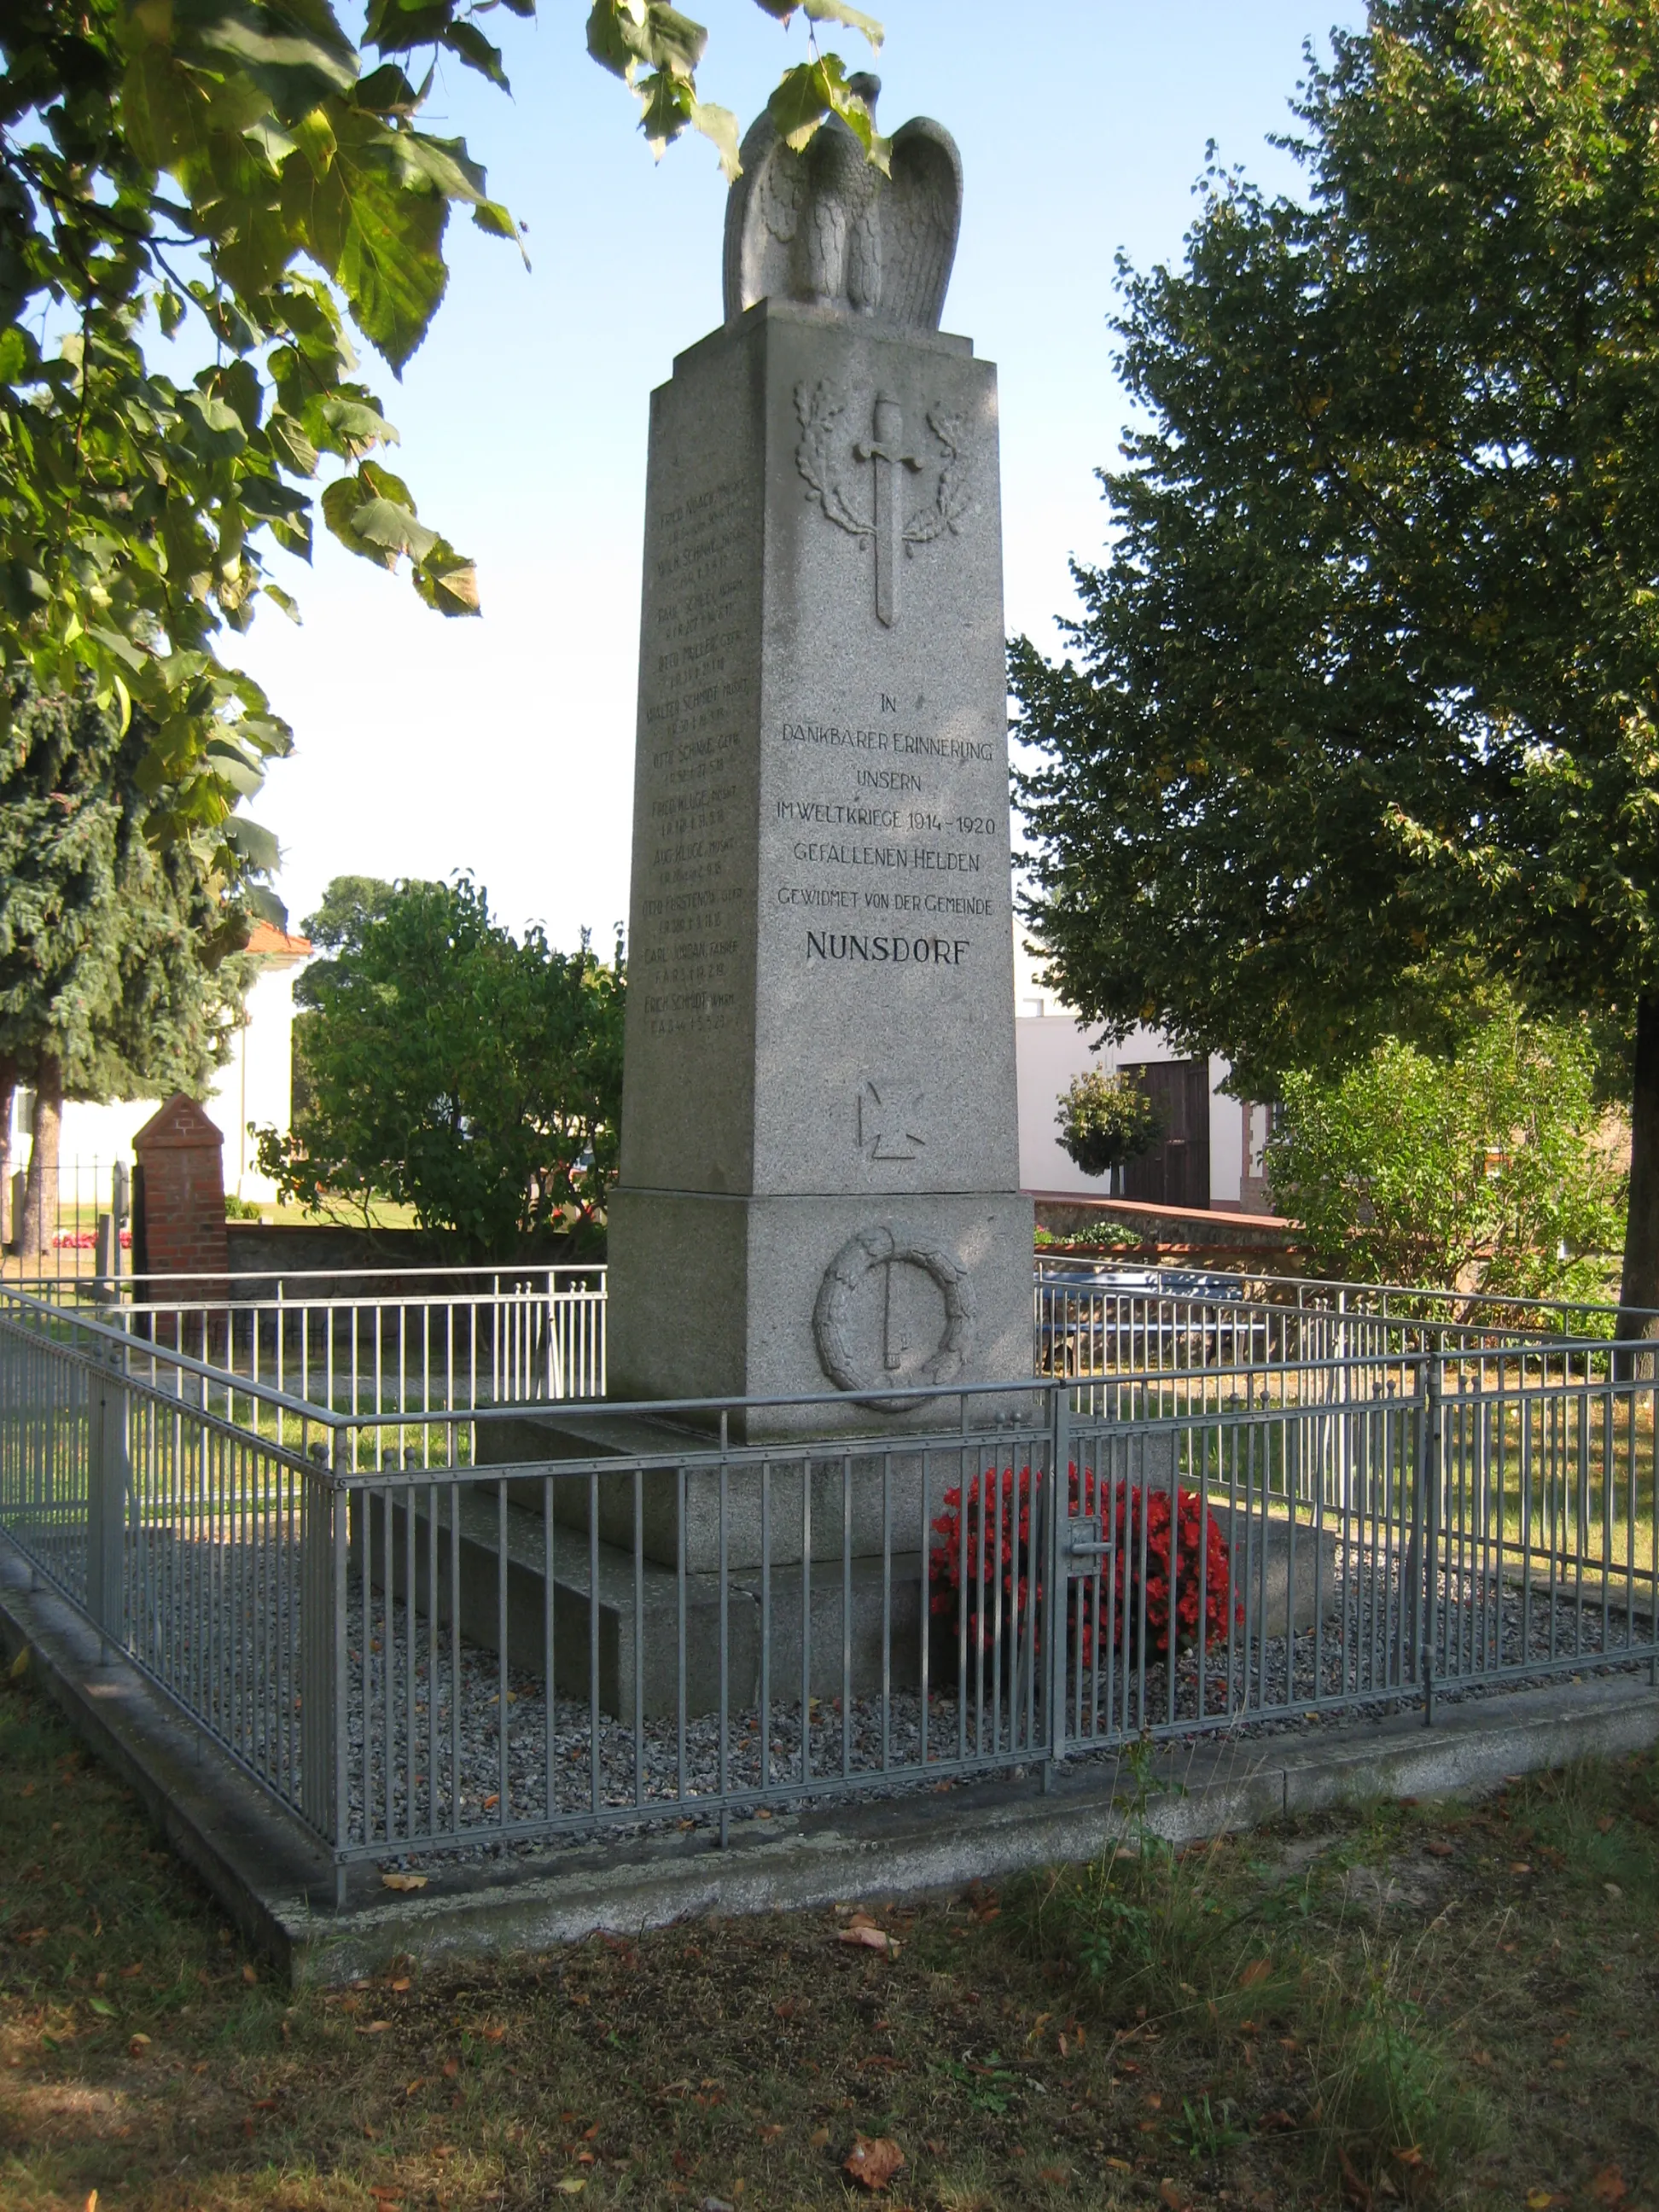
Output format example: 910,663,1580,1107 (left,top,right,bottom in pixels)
5,1529,1656,1992
350,1487,923,1717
